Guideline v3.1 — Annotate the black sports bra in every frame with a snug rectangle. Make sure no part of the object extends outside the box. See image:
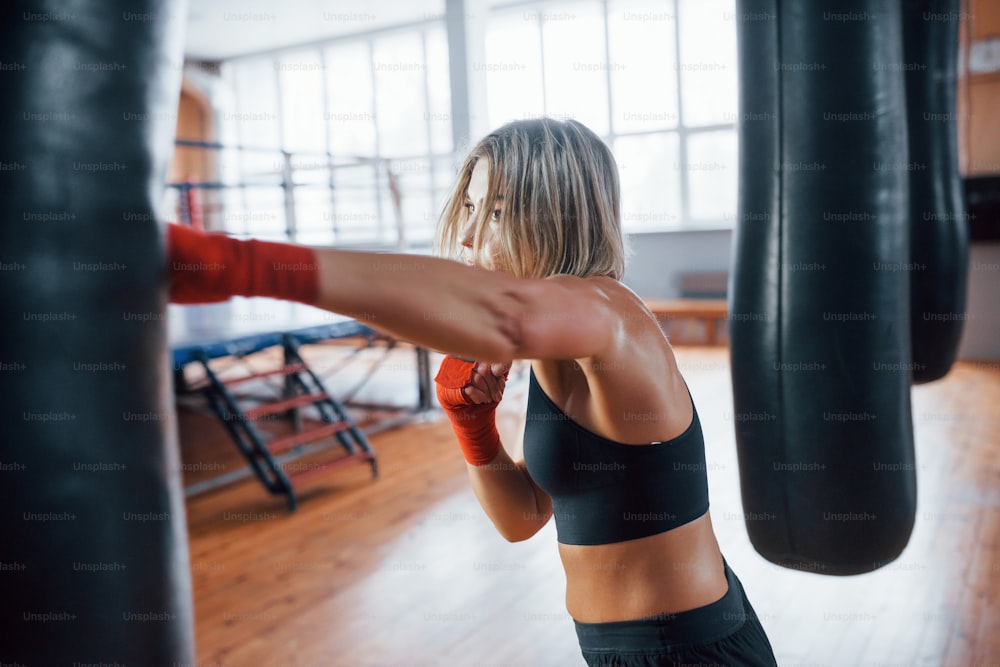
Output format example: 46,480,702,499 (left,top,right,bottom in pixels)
522,370,710,546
